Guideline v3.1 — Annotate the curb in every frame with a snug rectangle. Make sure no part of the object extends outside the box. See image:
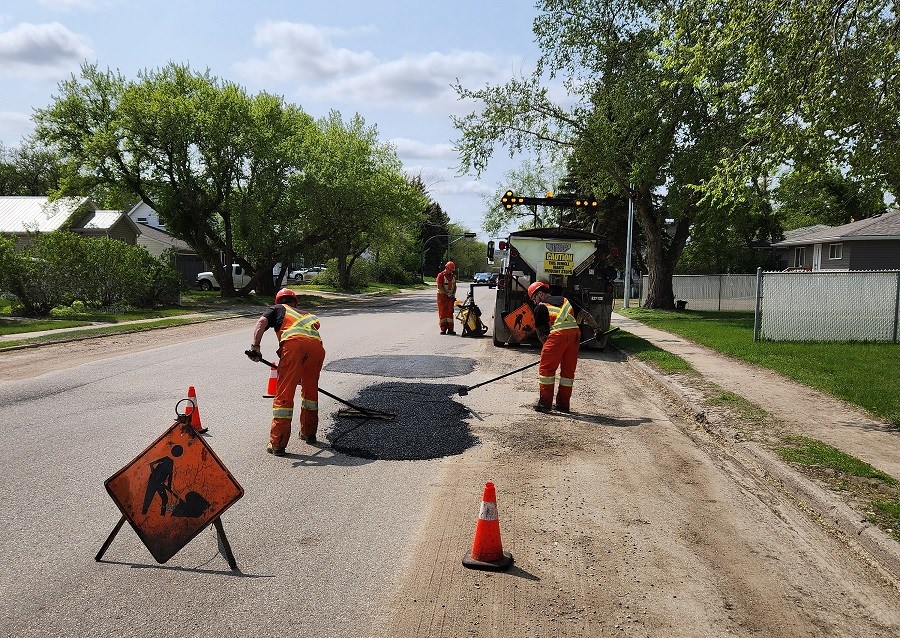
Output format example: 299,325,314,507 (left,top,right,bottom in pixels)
621,350,900,580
